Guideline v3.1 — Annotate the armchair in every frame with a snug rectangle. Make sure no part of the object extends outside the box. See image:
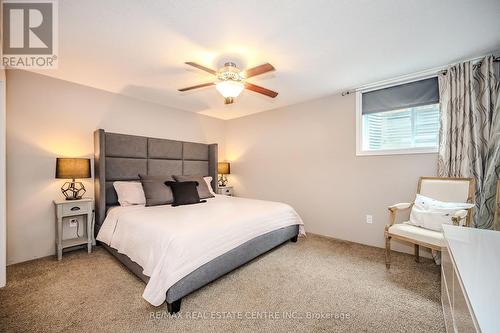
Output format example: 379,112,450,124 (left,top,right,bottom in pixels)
385,177,475,268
